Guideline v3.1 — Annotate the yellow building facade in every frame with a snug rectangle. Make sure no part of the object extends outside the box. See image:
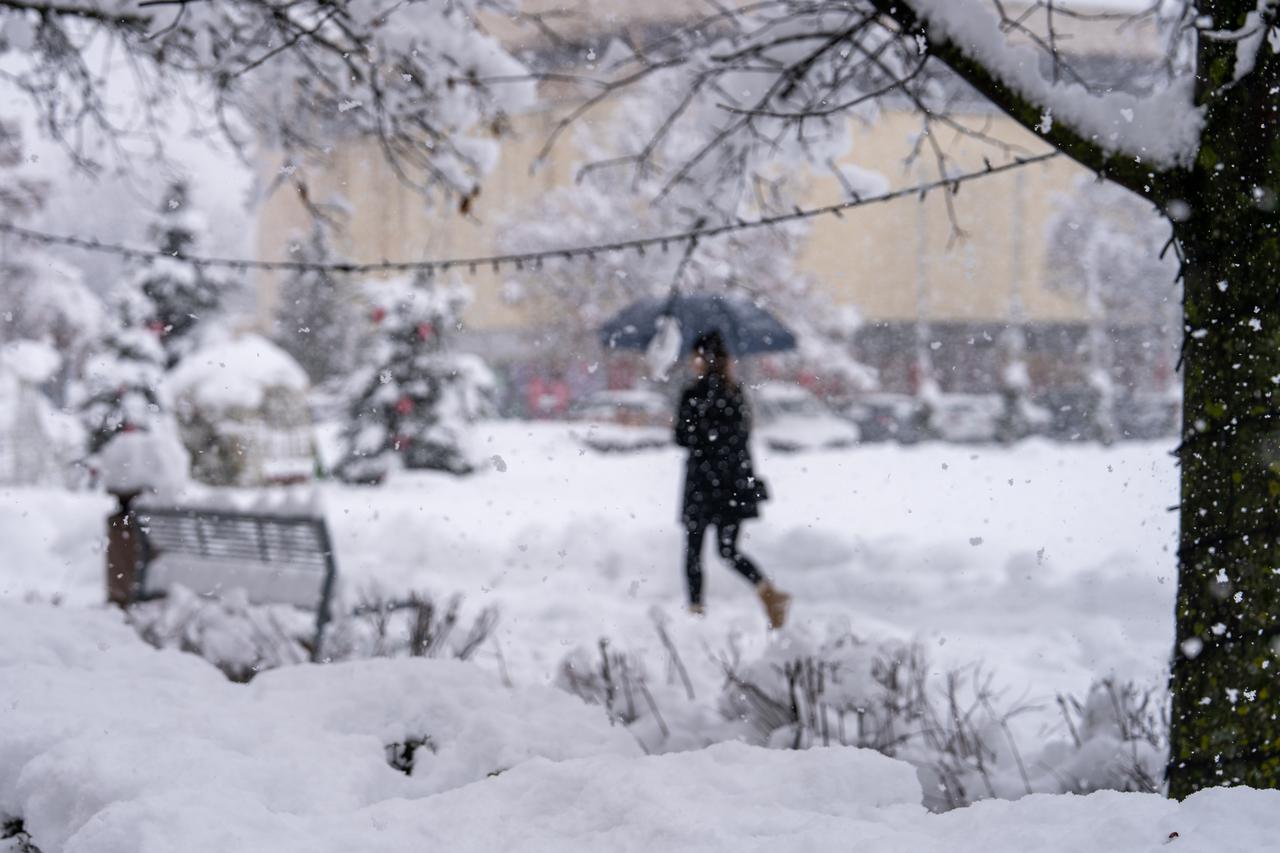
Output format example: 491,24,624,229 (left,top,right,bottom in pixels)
253,3,1179,408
